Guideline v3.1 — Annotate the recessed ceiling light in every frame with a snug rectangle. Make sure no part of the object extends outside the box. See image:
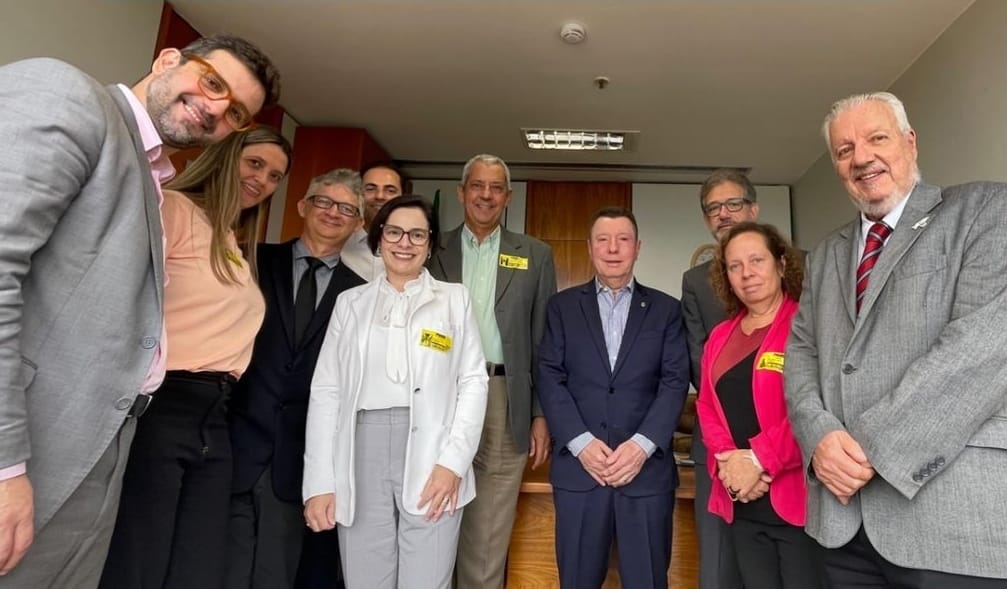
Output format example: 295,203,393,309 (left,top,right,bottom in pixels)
522,129,638,151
